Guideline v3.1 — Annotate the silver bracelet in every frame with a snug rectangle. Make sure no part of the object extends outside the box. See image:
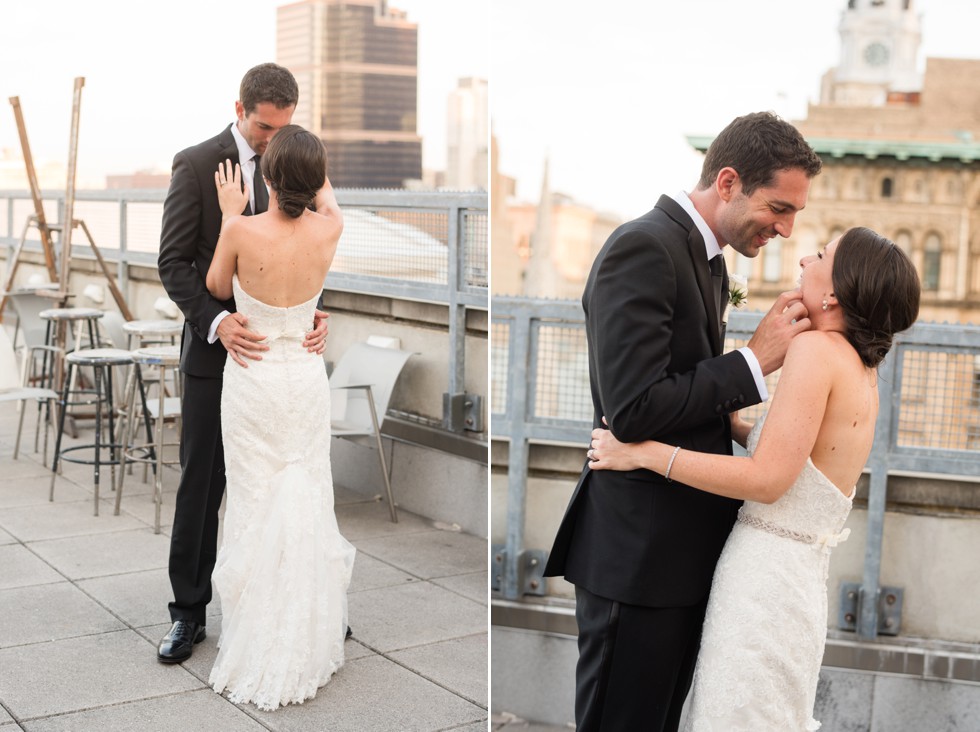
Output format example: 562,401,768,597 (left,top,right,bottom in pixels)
664,445,681,482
